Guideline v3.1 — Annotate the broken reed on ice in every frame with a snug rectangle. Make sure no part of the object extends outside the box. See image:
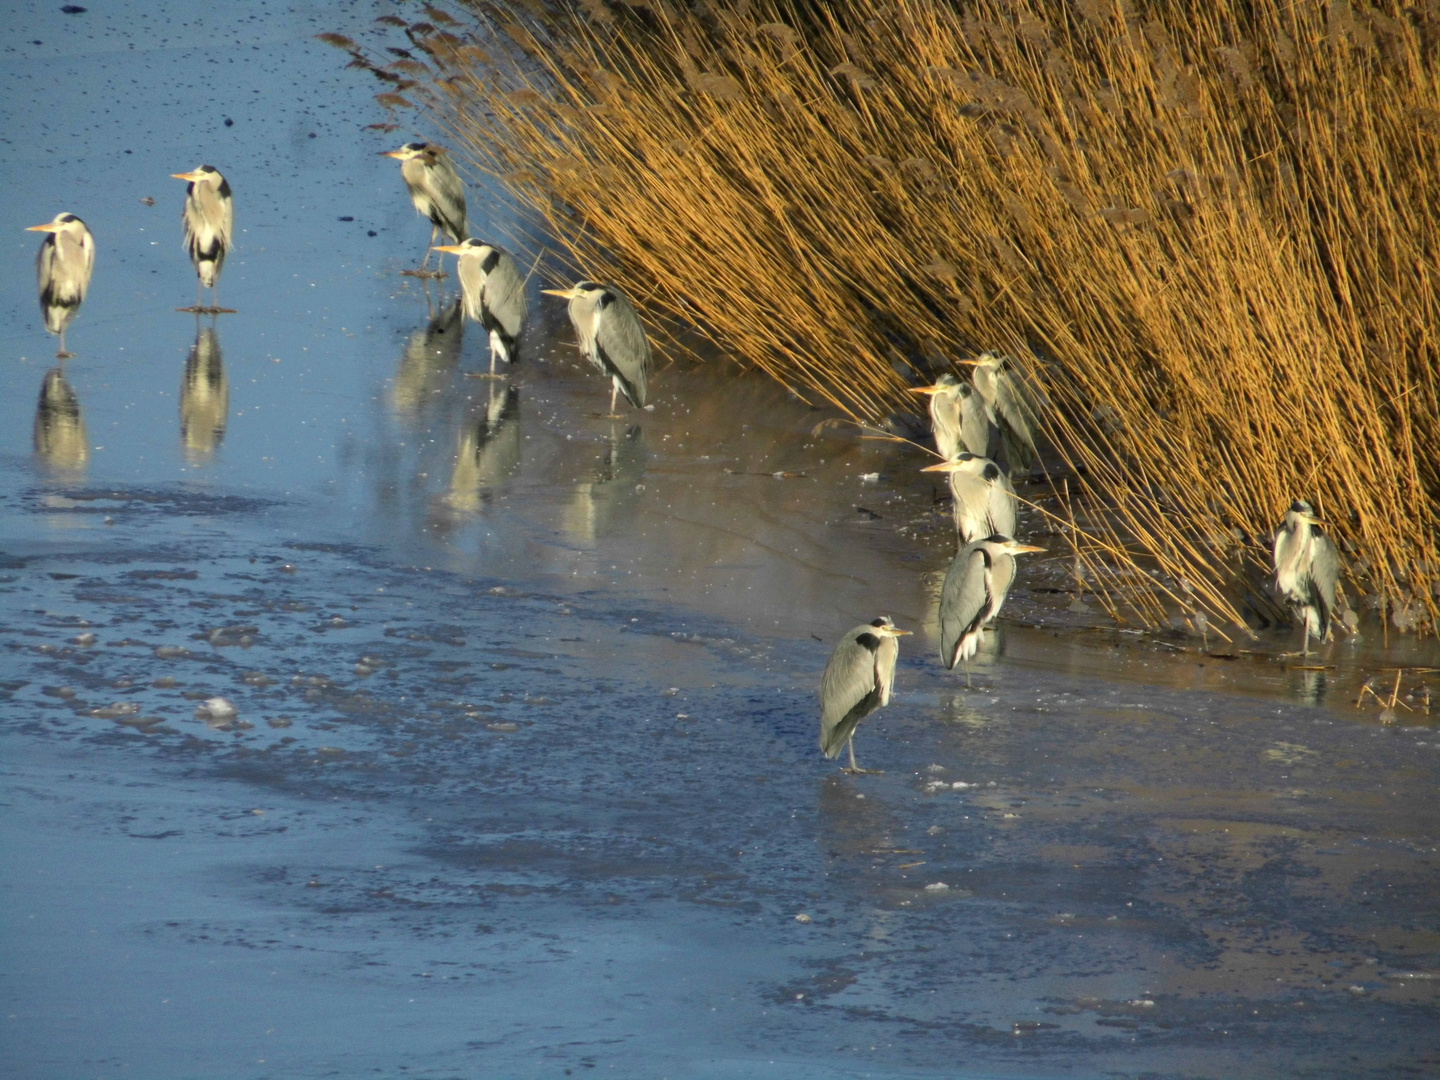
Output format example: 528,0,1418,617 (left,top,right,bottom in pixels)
329,0,1440,638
